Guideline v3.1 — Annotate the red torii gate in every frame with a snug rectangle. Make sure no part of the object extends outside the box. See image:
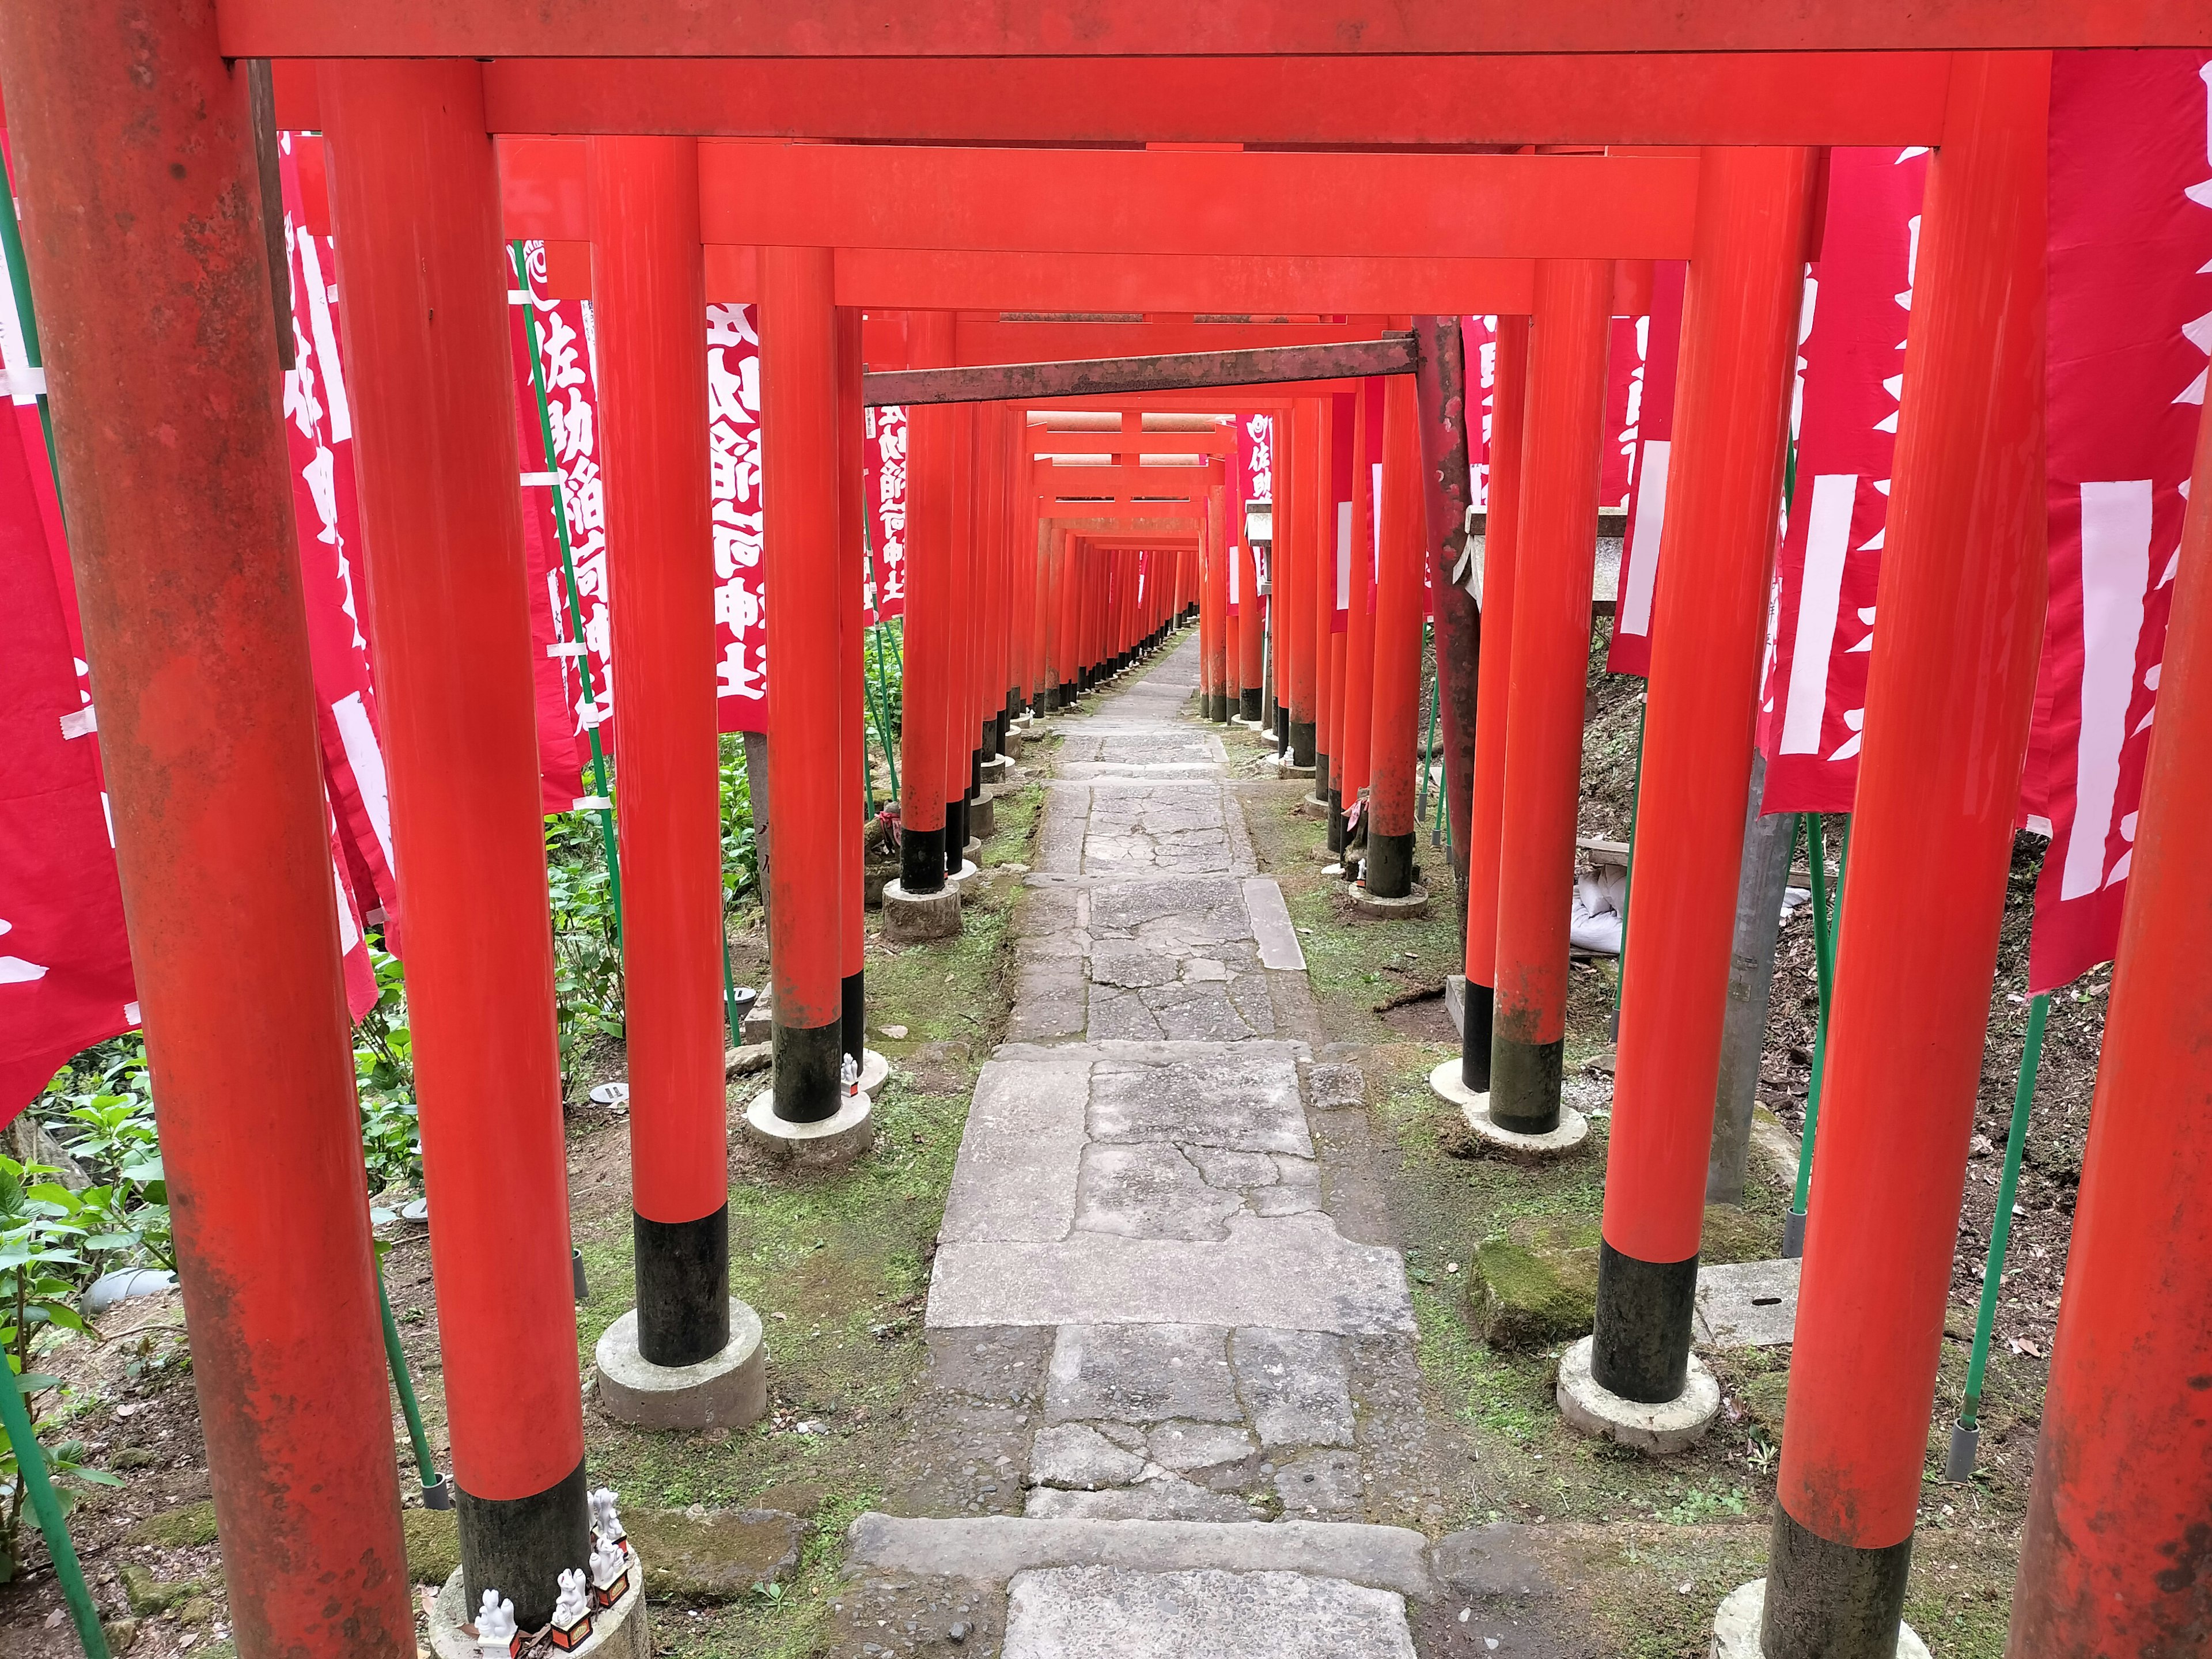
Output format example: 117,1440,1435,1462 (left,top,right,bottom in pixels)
1,10,2208,1659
